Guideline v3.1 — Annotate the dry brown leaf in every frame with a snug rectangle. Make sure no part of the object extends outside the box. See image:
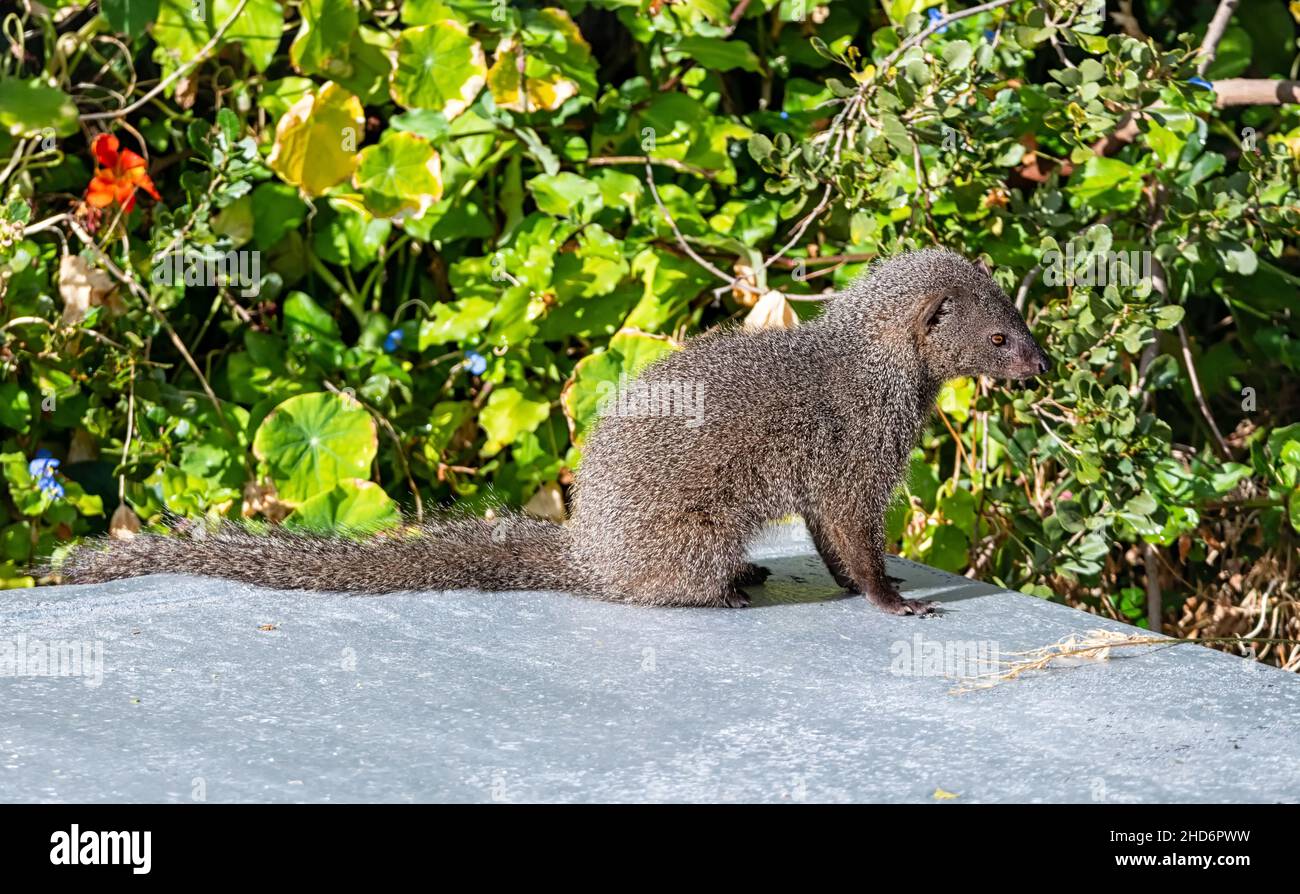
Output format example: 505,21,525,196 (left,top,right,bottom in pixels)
731,263,760,307
58,254,117,324
242,478,291,522
109,502,141,539
174,75,198,111
744,289,797,330
524,481,567,523
67,428,99,463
